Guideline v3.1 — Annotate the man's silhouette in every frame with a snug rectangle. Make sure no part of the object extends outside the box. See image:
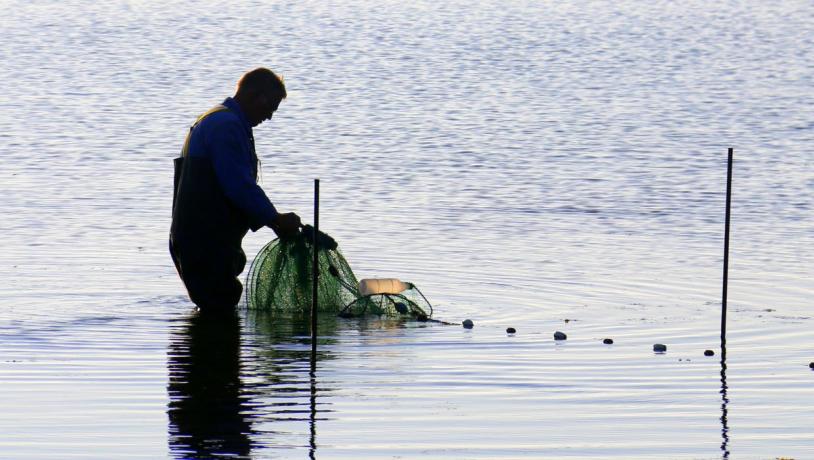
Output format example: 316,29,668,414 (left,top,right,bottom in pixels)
170,68,300,311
